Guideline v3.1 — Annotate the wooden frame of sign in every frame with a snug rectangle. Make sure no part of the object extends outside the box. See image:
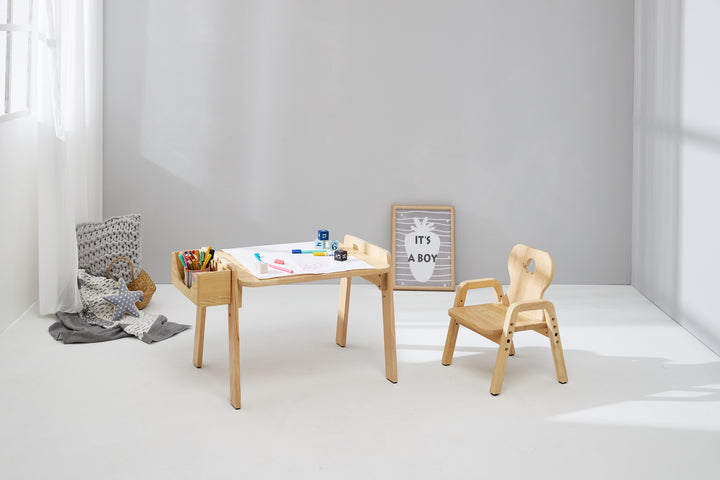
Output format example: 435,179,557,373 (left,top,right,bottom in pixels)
392,205,455,291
